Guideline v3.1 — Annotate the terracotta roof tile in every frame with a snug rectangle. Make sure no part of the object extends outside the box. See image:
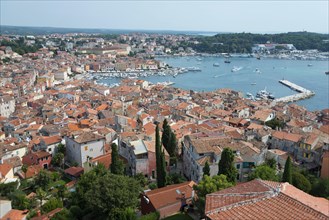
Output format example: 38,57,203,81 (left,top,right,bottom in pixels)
90,153,111,169
1,209,29,220
42,135,62,145
206,179,329,220
144,181,196,210
73,131,104,143
64,166,84,177
0,163,13,177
